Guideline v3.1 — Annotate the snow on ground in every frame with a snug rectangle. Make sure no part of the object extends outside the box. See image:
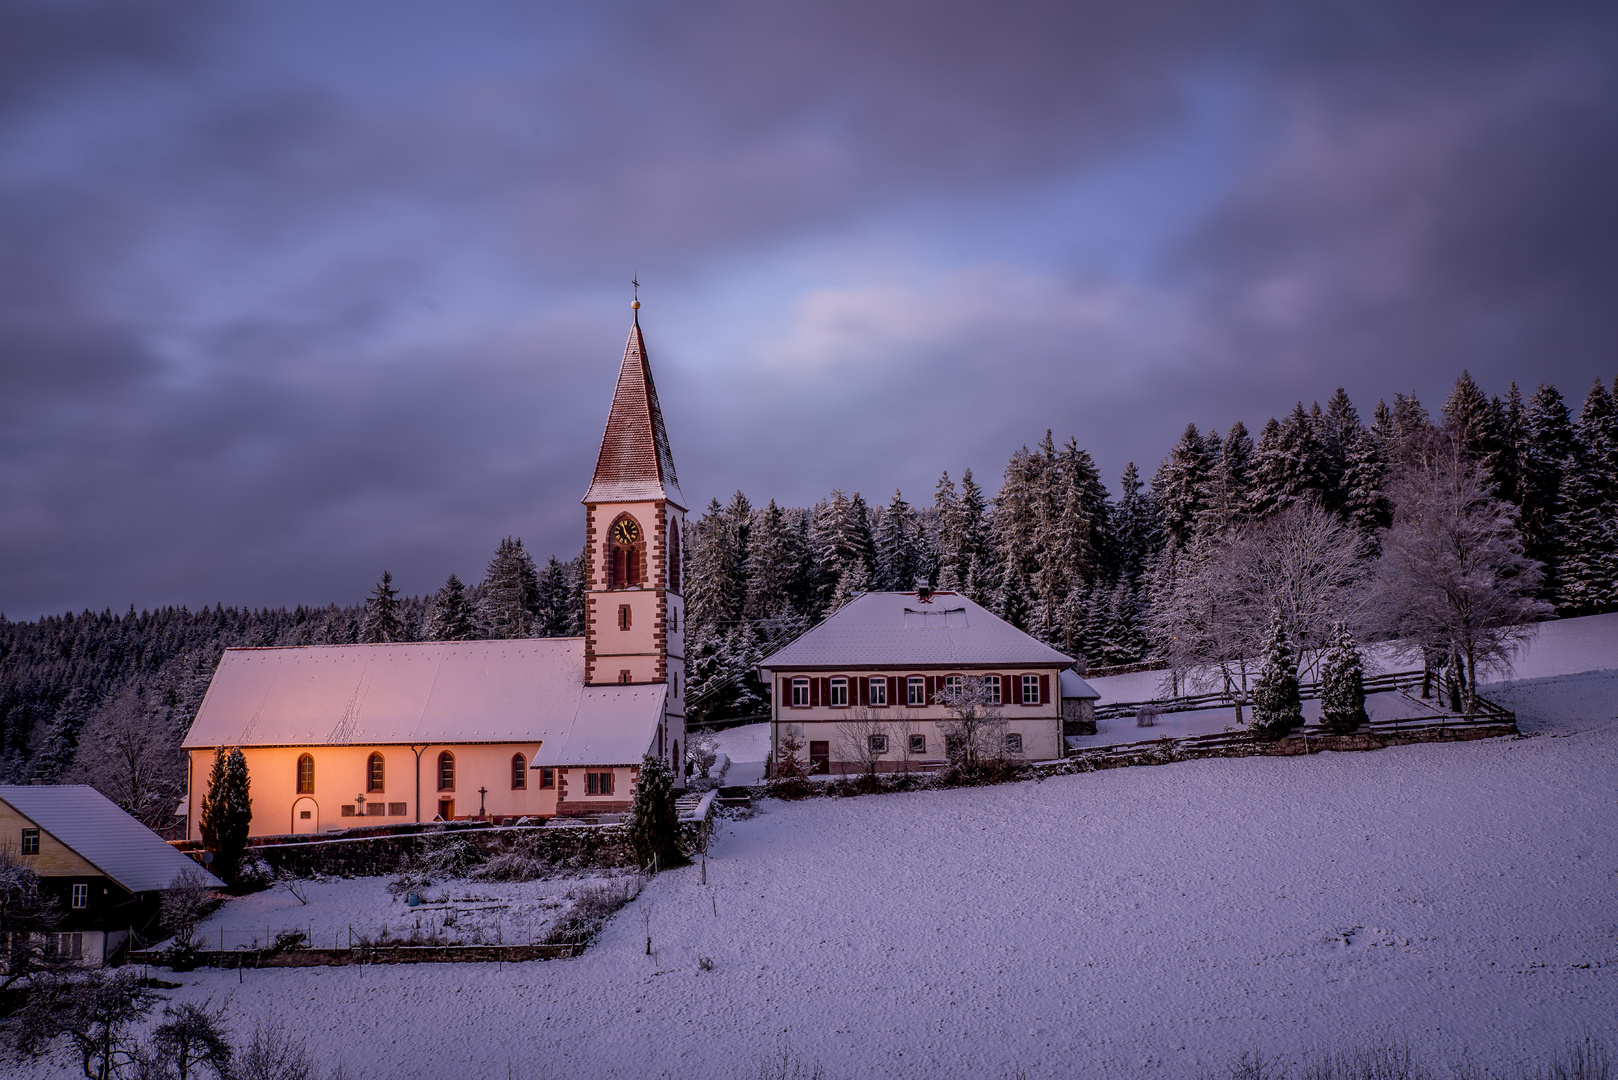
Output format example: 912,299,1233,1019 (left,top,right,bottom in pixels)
29,666,1607,1080
1069,688,1453,748
711,721,771,784
1086,612,1618,707
183,873,626,952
